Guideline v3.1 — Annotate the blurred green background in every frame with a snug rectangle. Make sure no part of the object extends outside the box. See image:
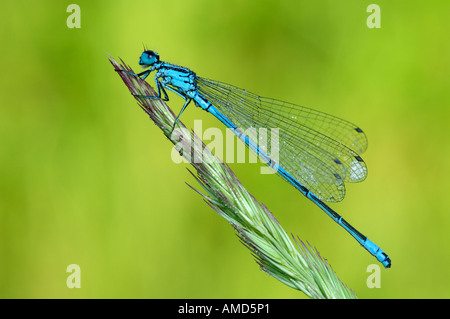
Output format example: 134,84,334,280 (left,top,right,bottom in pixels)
0,0,449,299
